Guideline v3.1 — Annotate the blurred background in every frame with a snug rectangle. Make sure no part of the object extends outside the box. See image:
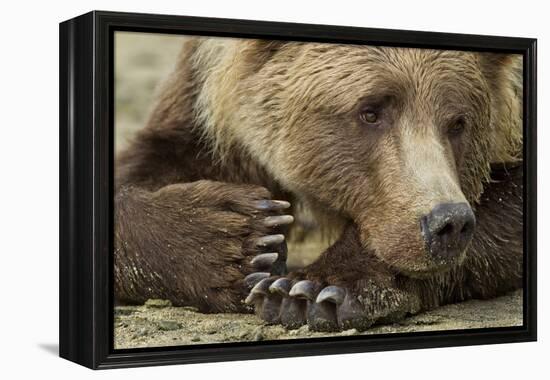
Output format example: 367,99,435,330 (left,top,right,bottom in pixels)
115,31,186,152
